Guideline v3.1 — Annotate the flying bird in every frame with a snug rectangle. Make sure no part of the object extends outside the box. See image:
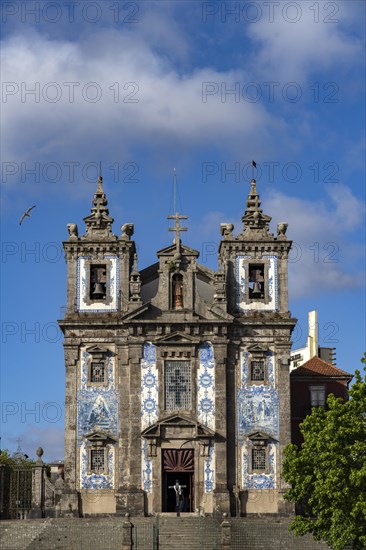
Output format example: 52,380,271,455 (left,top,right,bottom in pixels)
19,205,36,225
